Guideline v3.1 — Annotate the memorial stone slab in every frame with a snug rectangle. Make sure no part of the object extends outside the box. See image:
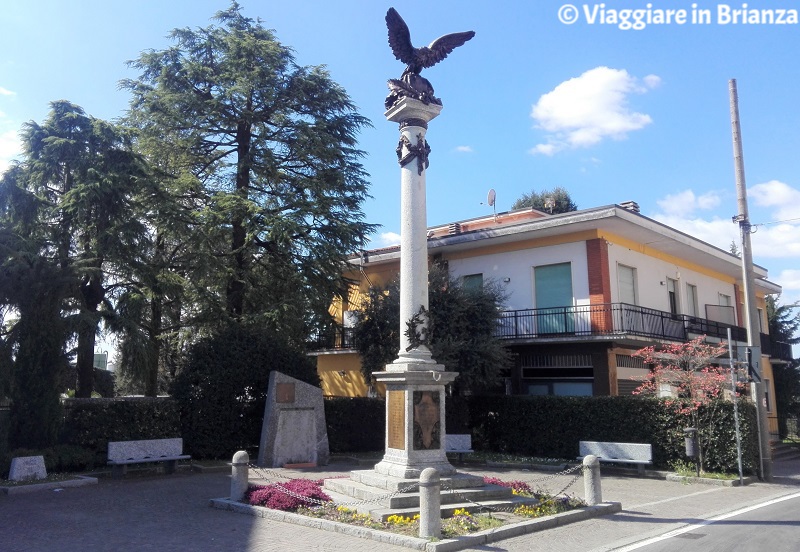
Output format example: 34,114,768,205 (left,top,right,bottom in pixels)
258,371,330,468
9,455,47,482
